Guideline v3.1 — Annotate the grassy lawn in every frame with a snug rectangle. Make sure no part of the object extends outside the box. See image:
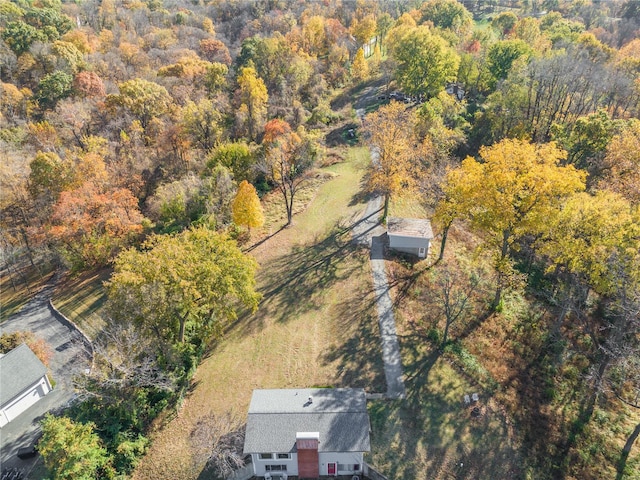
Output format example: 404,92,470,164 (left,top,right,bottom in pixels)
389,194,430,220
369,354,520,479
